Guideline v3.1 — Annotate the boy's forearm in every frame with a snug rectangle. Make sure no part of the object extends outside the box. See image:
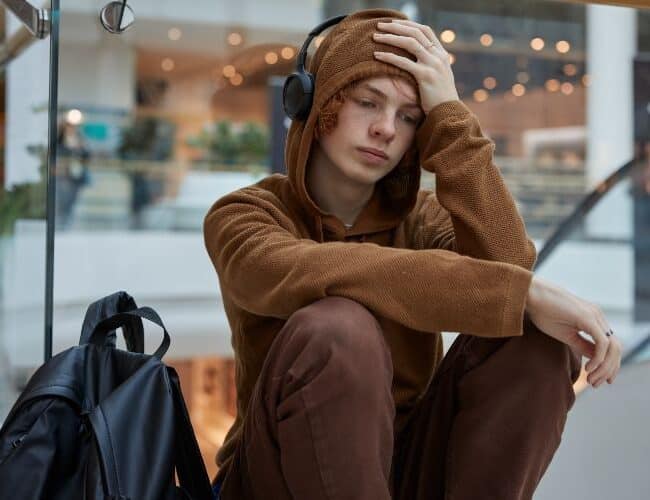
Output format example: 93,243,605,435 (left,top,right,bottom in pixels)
416,100,536,271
